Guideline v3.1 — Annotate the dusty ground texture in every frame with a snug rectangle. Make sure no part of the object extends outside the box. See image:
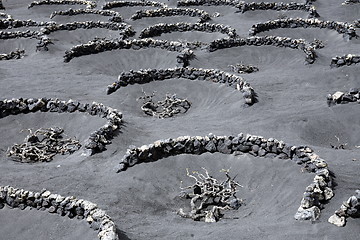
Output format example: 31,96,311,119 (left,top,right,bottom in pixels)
0,0,359,239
